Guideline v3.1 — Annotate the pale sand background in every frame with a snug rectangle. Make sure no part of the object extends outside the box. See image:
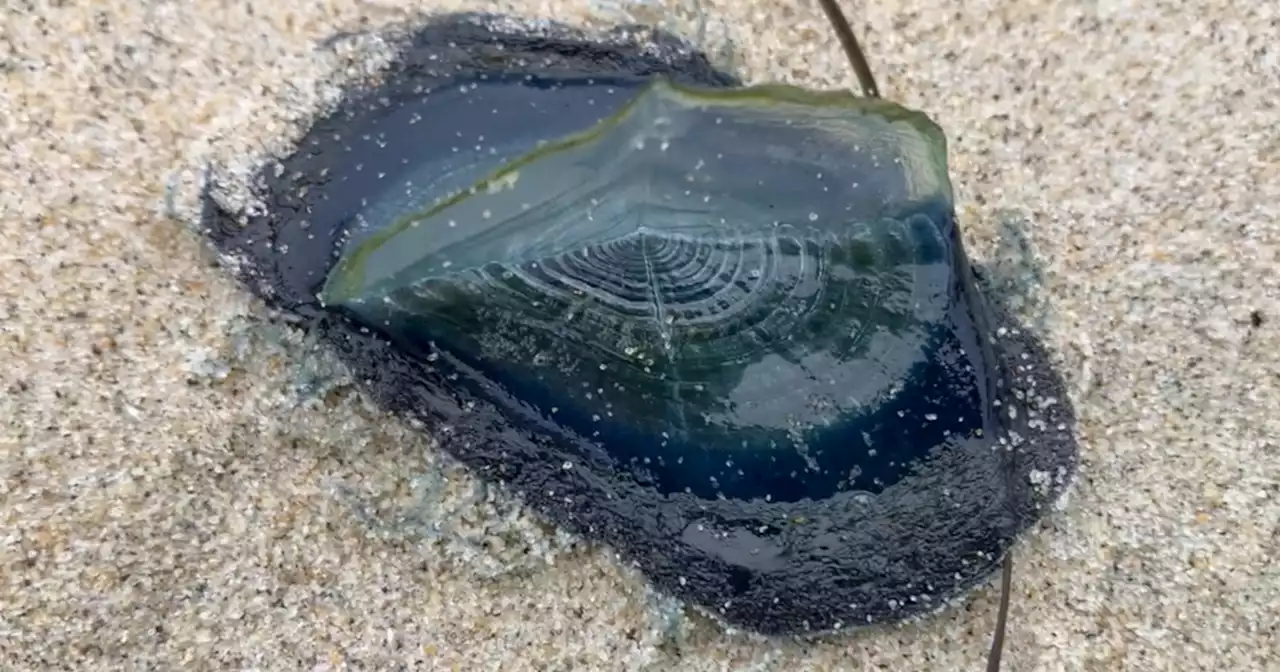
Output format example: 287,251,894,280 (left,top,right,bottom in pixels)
2,0,1277,670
